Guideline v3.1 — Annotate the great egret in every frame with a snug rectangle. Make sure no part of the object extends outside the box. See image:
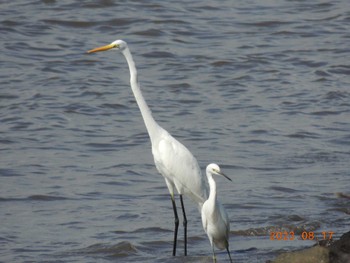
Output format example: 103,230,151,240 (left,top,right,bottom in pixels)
87,40,208,256
202,163,233,263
